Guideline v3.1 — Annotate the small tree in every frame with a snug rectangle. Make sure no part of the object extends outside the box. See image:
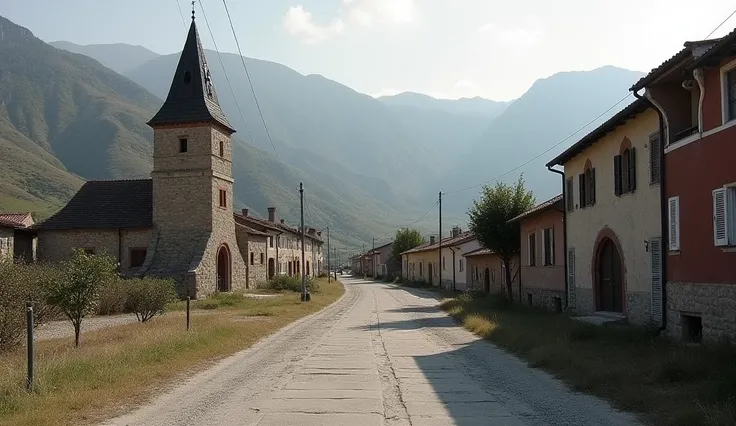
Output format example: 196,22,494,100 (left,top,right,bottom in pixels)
467,176,535,303
391,228,424,263
125,278,177,322
45,250,117,347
